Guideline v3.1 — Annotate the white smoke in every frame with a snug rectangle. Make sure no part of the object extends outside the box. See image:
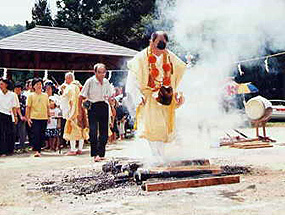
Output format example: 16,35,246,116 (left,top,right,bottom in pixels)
151,0,285,160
